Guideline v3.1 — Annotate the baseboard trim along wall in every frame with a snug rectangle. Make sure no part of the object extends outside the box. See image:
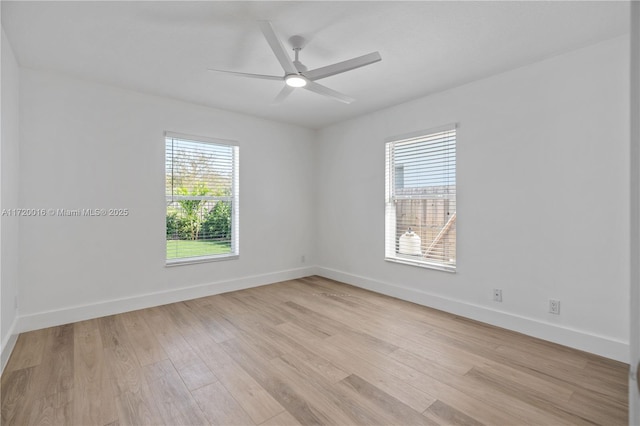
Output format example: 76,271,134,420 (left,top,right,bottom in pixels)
1,316,19,373
6,265,627,369
15,266,318,337
315,267,629,363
